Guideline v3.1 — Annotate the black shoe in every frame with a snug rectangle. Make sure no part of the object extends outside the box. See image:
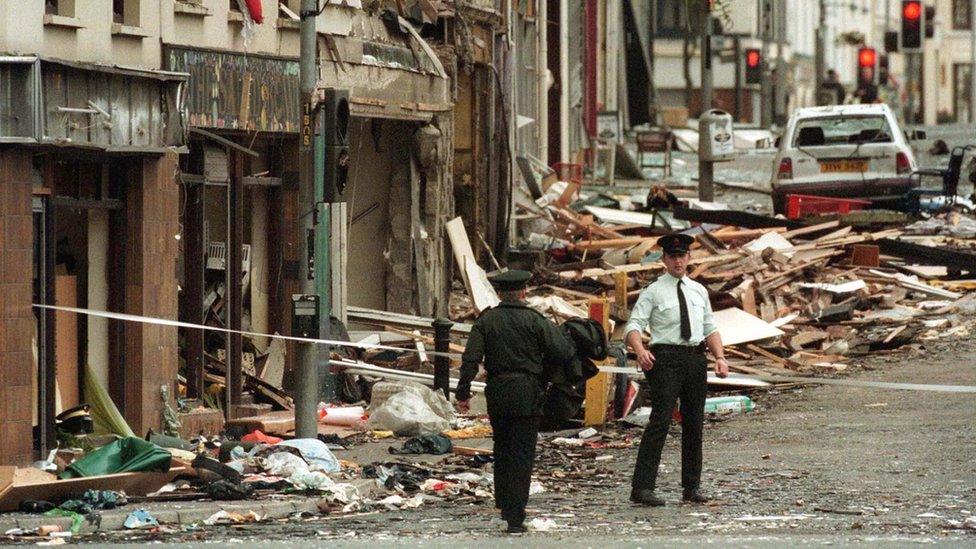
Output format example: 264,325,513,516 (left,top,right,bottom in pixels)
506,523,527,534
683,488,709,503
630,489,665,506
